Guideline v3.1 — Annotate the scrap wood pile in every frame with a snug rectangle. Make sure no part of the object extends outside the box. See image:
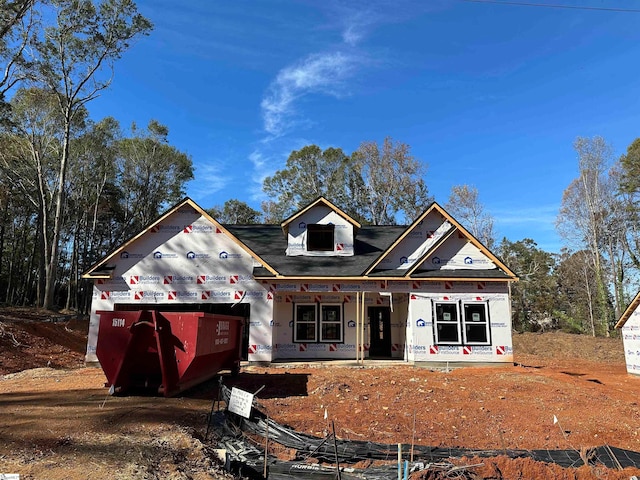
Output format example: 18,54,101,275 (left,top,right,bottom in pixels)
207,384,640,479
